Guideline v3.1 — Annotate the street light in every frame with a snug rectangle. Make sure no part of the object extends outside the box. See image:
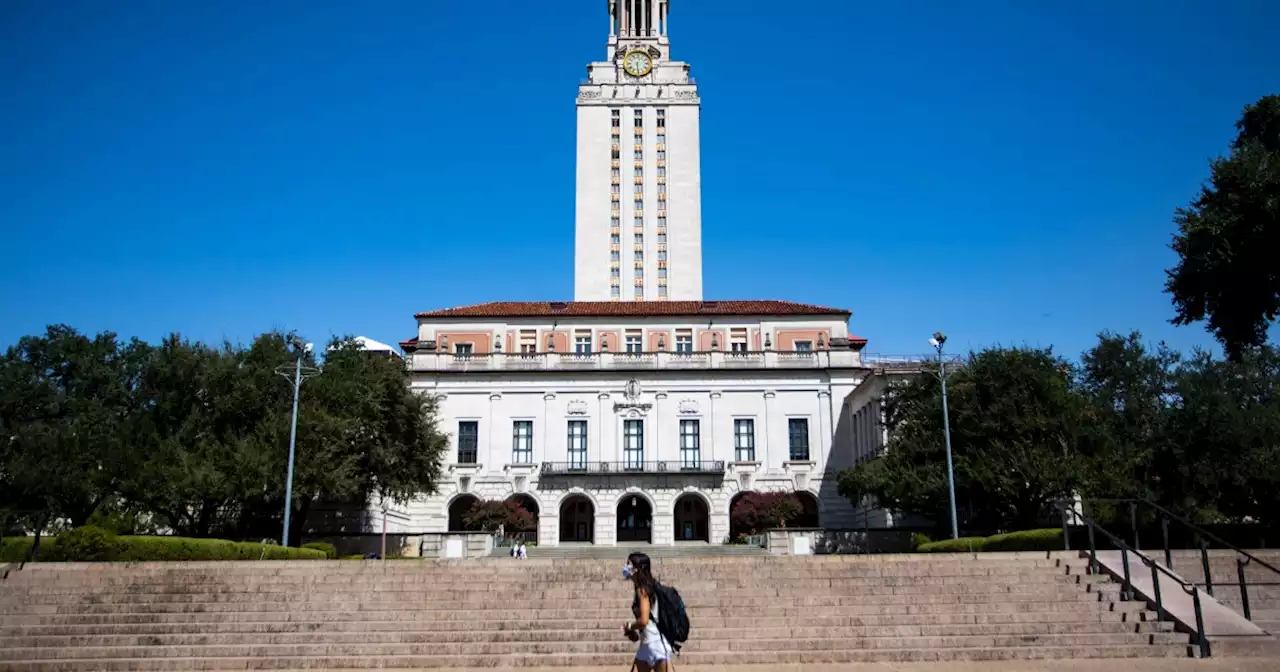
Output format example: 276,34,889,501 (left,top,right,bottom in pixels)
929,331,959,540
275,340,319,547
